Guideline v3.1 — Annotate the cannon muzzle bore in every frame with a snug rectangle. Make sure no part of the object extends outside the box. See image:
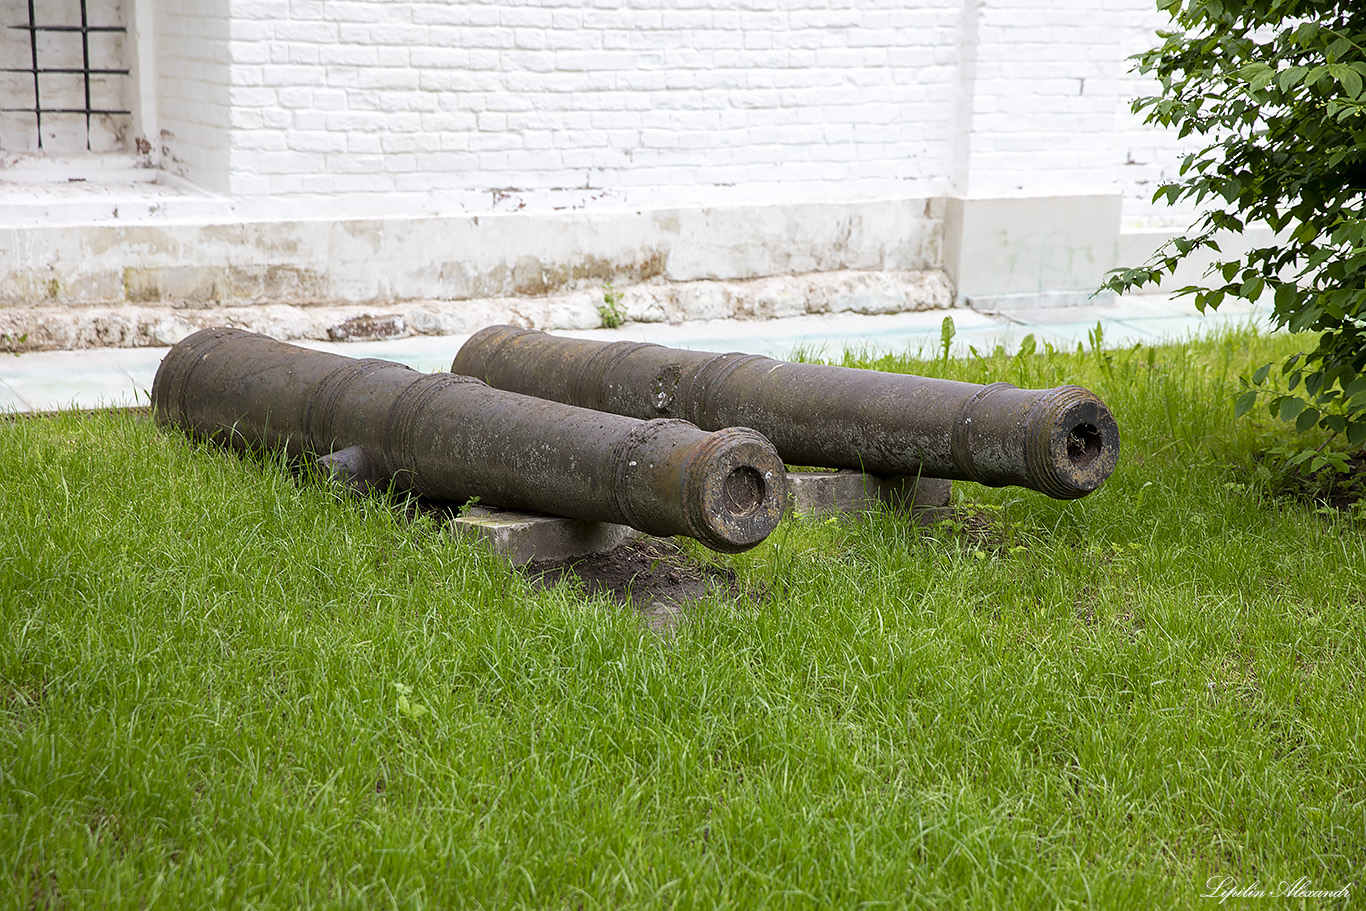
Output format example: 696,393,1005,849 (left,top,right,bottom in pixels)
152,328,786,553
452,325,1121,499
